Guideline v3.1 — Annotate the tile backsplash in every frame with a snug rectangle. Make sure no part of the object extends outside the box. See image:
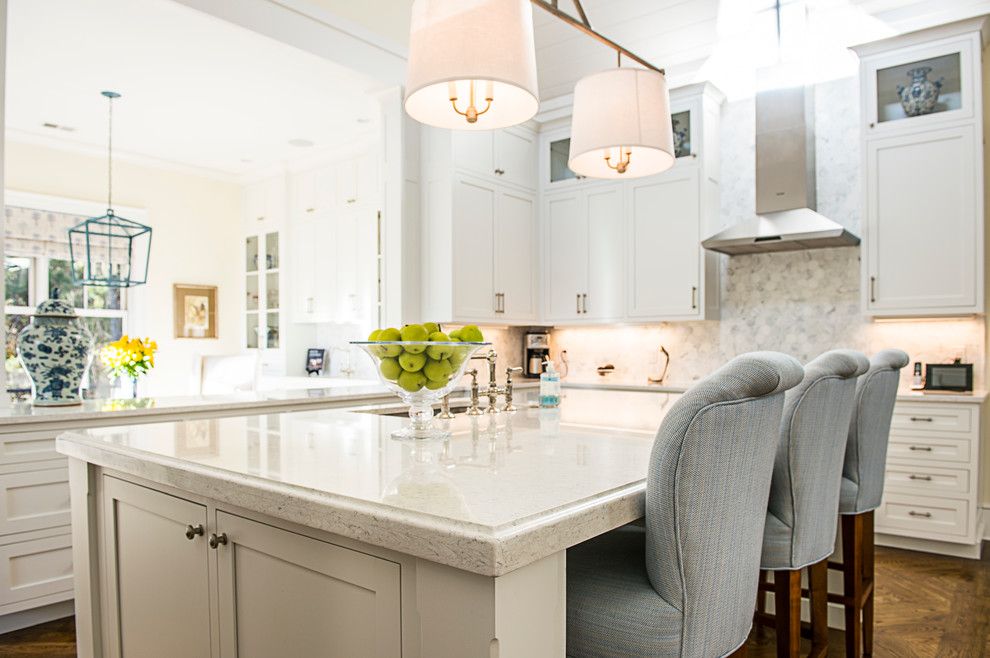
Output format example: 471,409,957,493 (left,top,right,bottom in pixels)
548,76,986,391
